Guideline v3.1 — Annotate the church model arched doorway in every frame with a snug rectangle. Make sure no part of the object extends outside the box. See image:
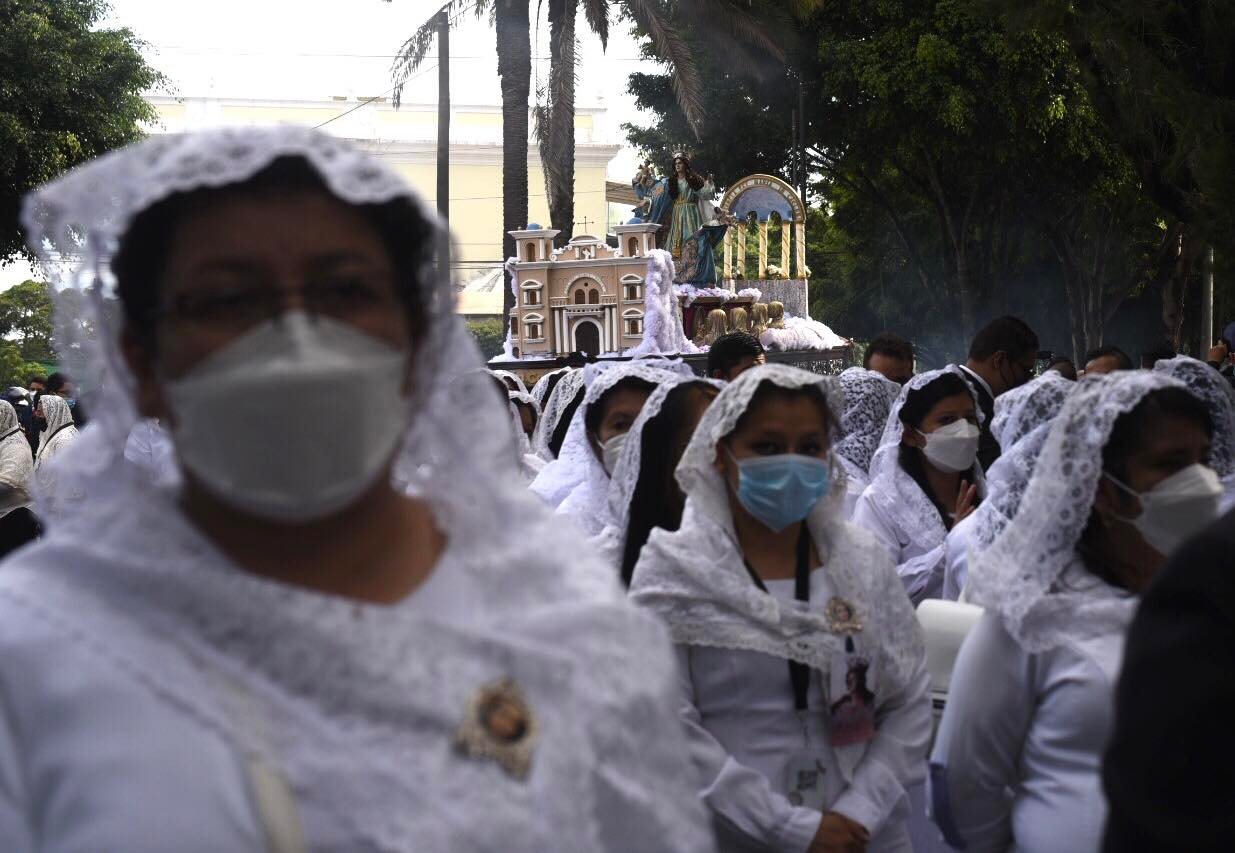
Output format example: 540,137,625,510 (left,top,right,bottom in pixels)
573,320,601,356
